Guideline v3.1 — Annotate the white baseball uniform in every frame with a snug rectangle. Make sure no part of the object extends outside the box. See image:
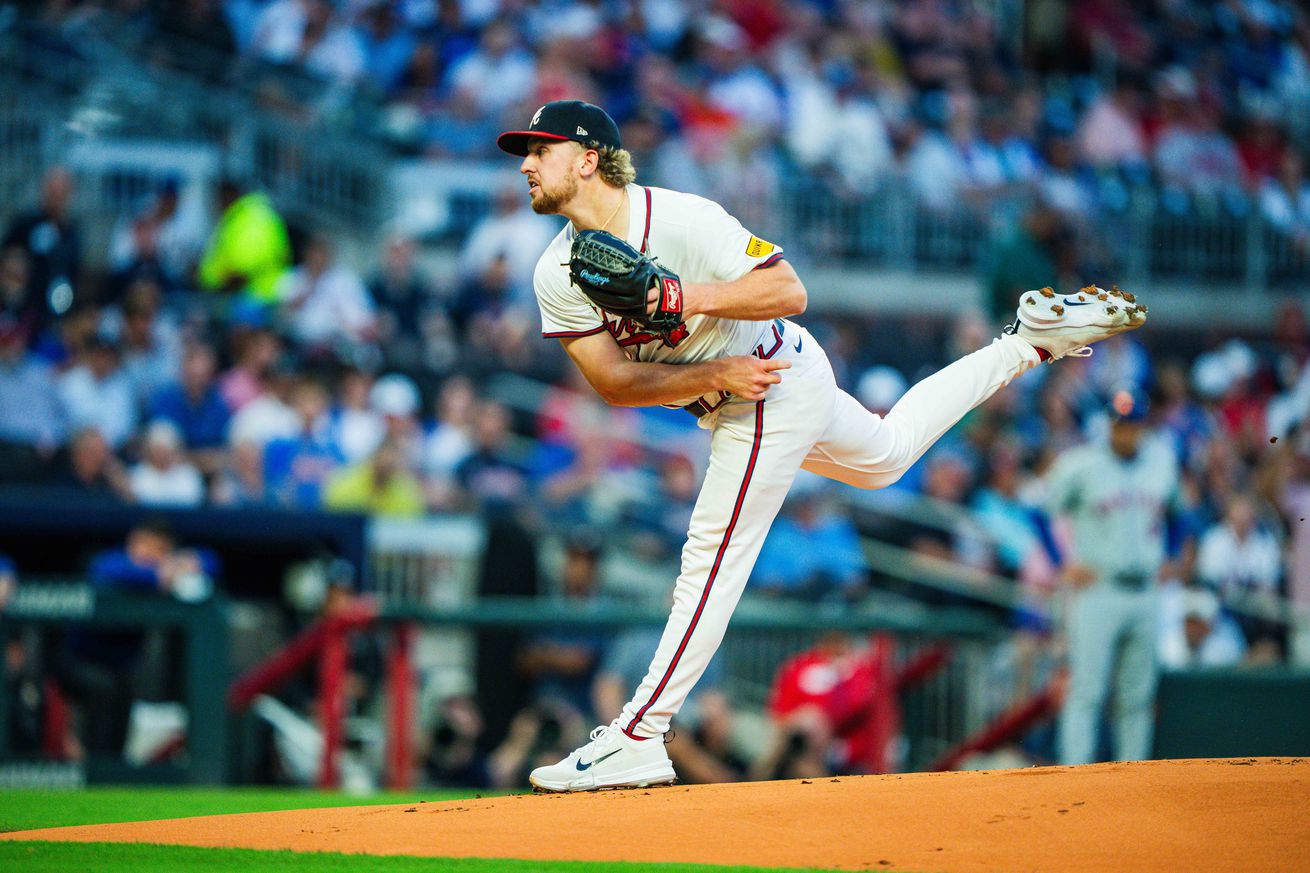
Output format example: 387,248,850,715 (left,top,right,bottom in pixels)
535,183,1041,739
